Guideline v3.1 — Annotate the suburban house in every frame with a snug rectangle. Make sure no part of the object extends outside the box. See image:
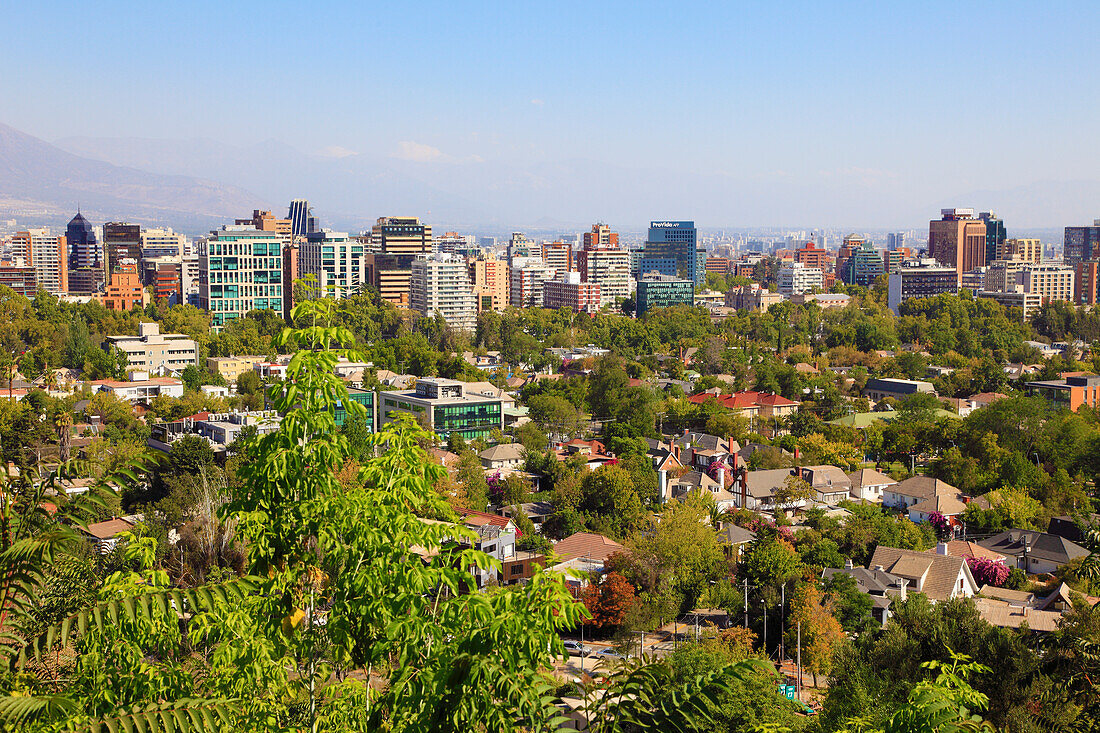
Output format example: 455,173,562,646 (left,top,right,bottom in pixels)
863,377,936,403
479,443,525,472
978,530,1090,575
555,439,616,470
883,476,961,511
868,546,979,601
847,468,896,502
823,560,911,624
908,492,968,529
500,501,556,530
553,532,625,564
664,431,740,472
719,525,756,561
80,517,136,554
797,465,852,505
686,391,800,434
927,540,1007,566
669,470,739,510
